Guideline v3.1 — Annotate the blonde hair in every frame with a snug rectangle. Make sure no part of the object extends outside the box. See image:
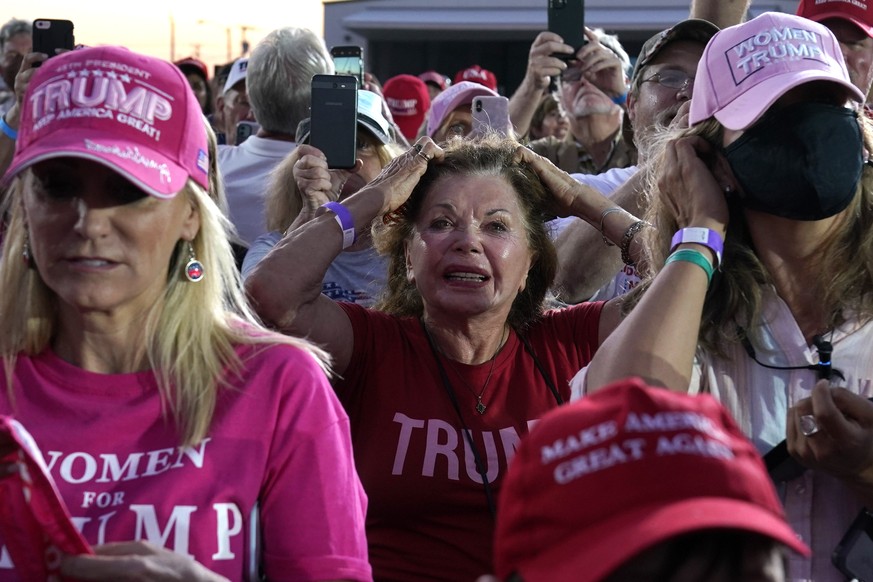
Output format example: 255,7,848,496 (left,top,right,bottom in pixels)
630,115,873,353
1,172,329,447
265,135,402,233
